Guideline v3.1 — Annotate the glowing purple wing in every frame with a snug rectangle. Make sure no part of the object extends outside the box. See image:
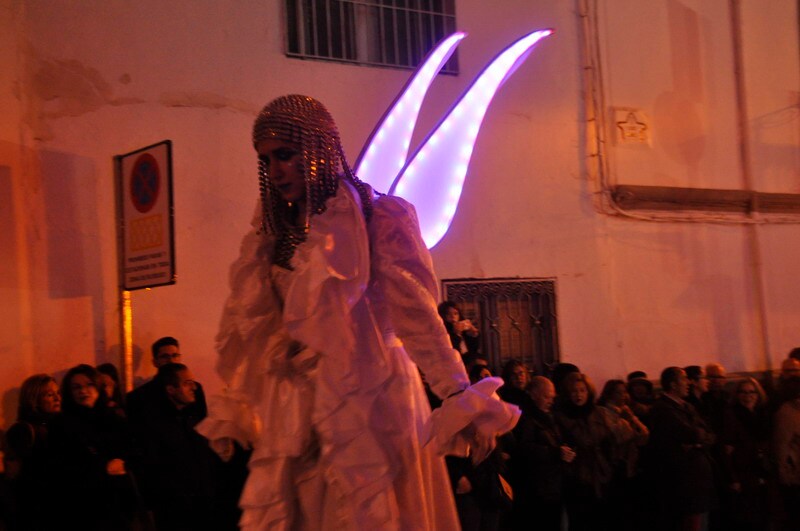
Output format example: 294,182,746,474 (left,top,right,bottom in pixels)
390,29,553,248
354,32,466,194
